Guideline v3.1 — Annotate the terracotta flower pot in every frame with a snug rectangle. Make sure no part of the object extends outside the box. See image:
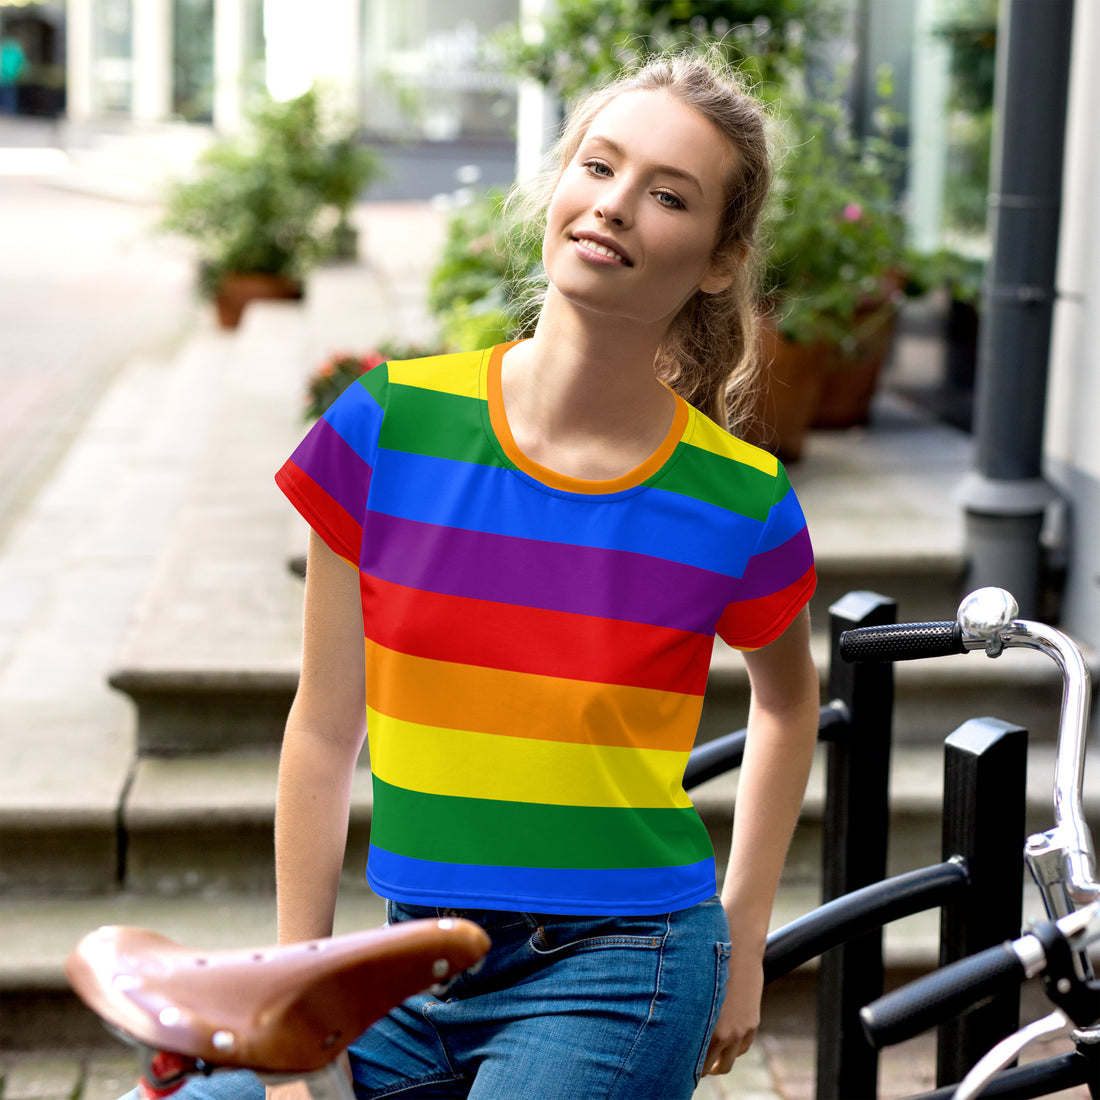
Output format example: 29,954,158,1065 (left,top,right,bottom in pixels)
744,317,828,463
214,273,304,329
812,302,899,429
